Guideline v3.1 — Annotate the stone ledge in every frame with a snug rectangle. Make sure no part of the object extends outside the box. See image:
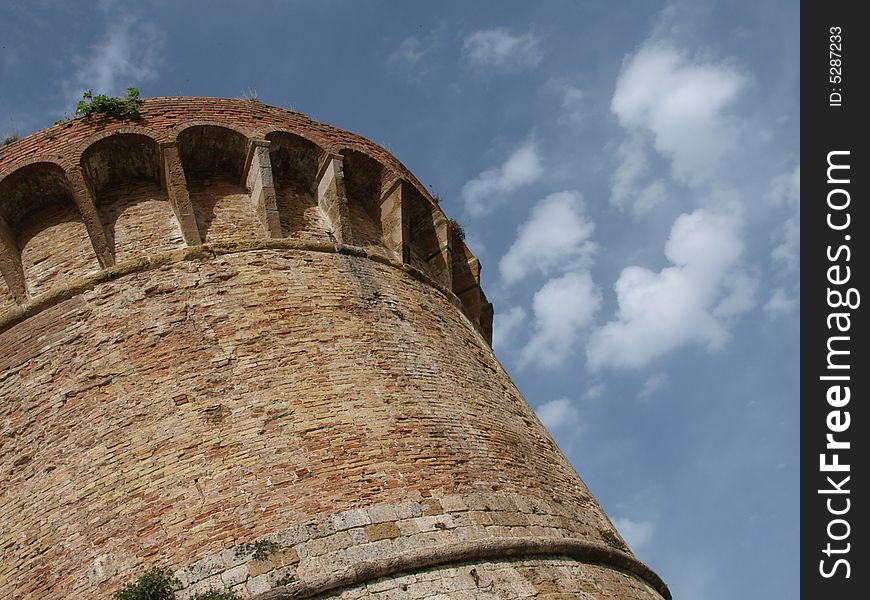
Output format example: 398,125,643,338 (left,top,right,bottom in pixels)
0,239,482,342
162,493,658,600
254,537,671,600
